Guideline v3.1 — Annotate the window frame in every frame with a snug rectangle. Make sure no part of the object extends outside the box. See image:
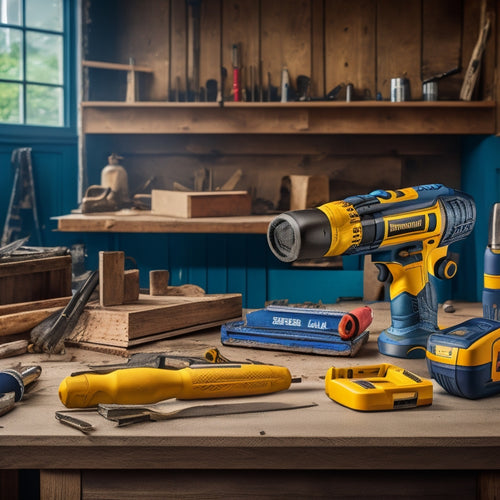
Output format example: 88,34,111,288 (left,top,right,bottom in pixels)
0,0,77,139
